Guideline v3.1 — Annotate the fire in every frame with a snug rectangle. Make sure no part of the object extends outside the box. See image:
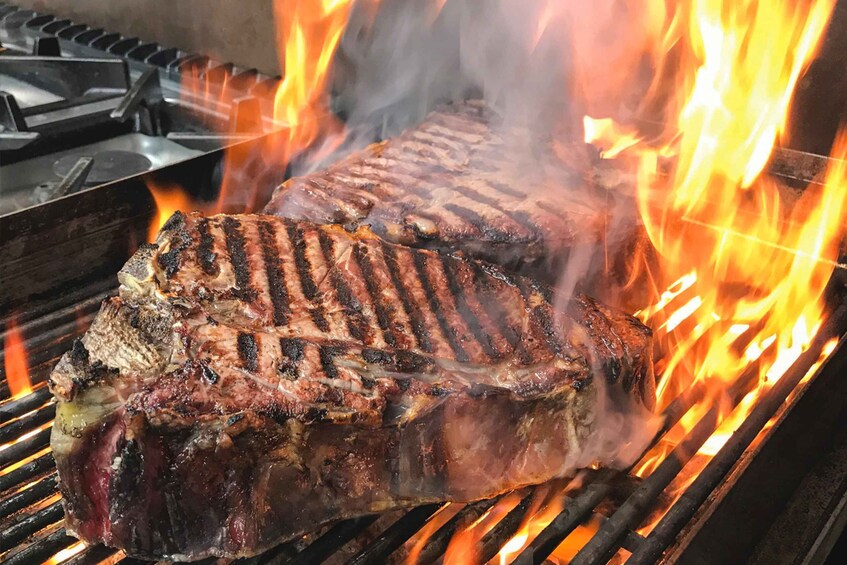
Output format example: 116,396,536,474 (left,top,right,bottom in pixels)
581,0,846,539
45,541,86,565
3,317,32,399
178,0,356,215
495,495,565,565
147,180,199,242
443,493,522,565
